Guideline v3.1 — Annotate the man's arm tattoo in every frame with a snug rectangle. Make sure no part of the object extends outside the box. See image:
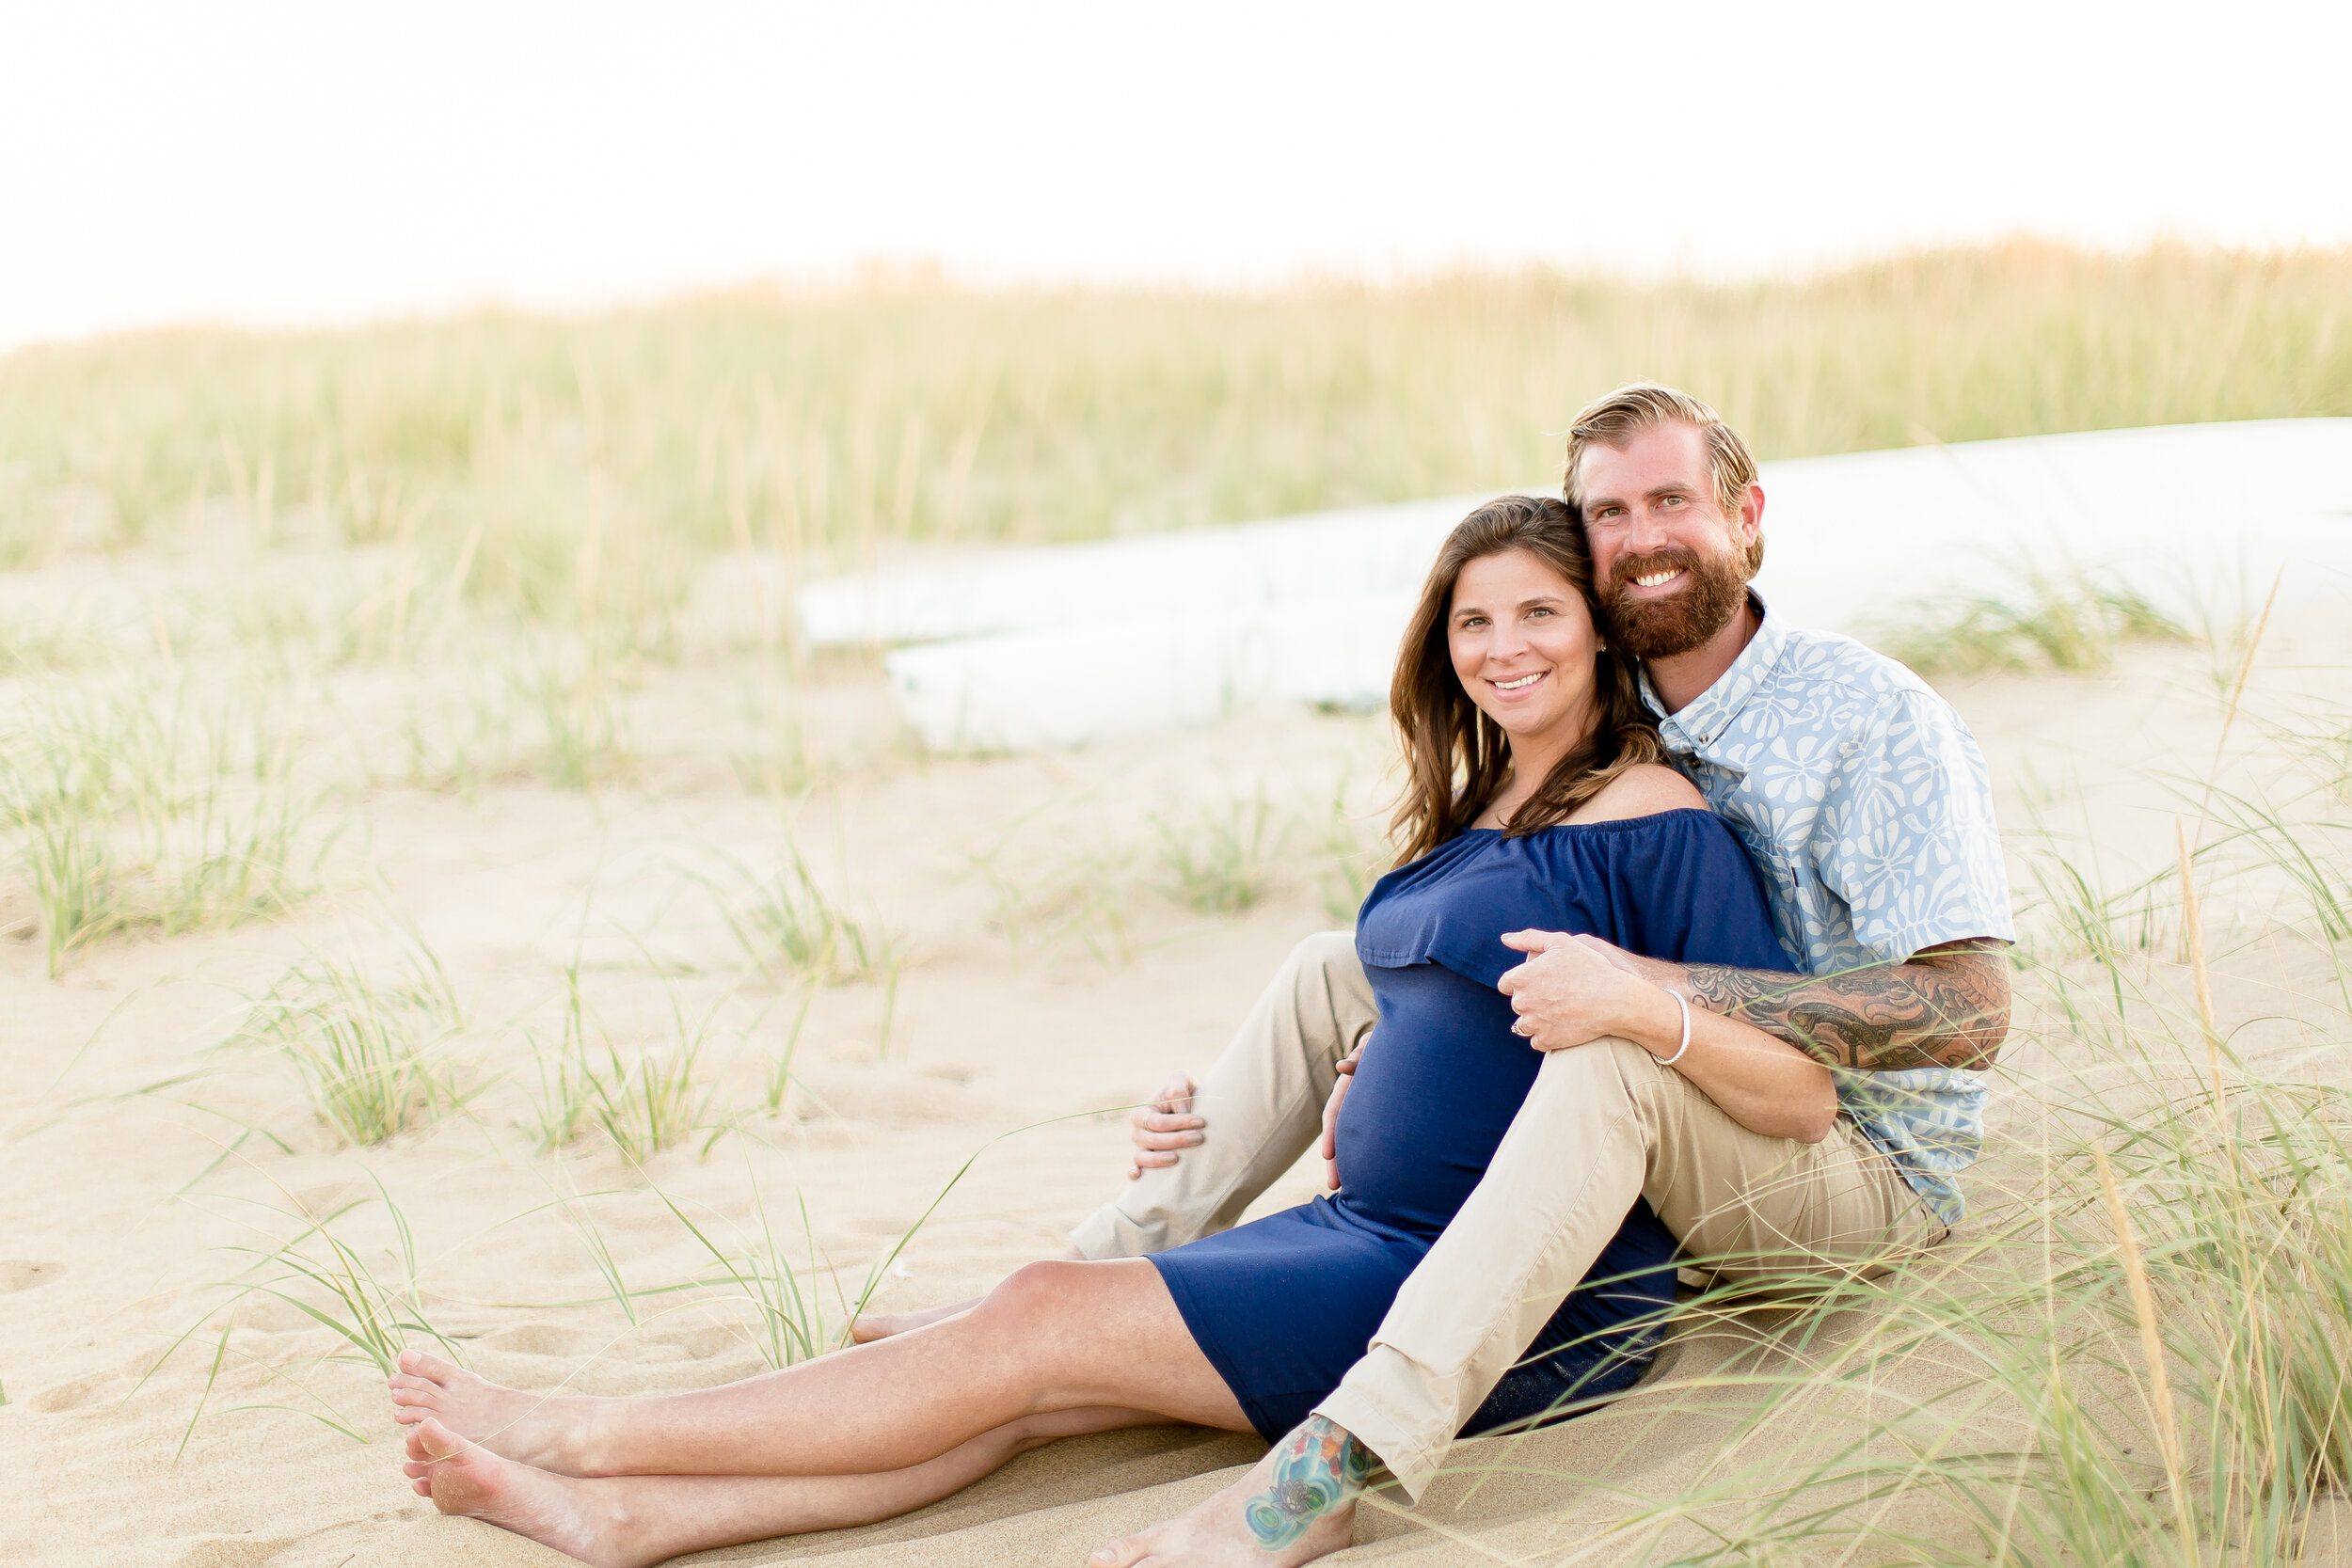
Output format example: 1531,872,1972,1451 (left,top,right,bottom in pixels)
1243,1416,1373,1548
1681,939,2011,1071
